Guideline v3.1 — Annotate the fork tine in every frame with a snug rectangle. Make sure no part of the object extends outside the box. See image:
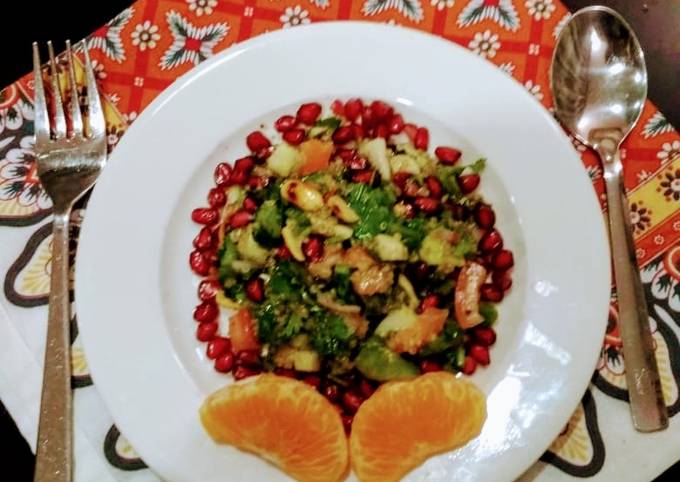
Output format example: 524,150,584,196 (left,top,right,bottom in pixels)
65,40,83,137
32,43,50,146
47,41,67,139
81,42,105,138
